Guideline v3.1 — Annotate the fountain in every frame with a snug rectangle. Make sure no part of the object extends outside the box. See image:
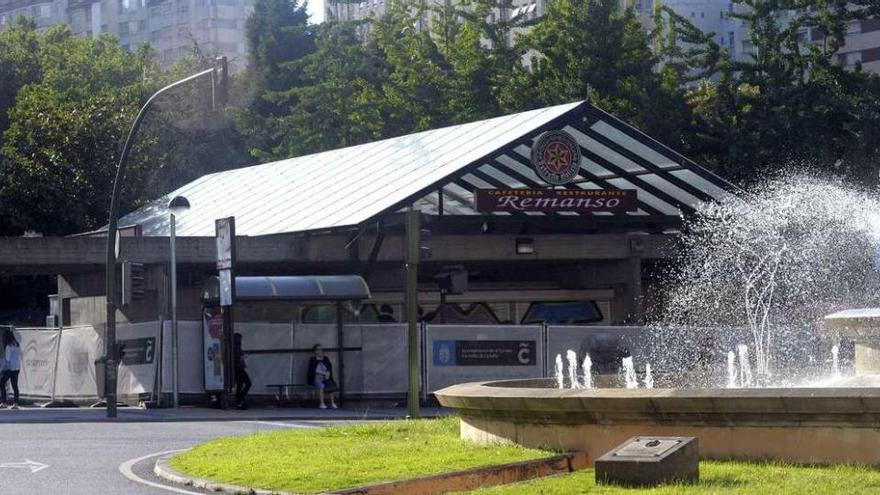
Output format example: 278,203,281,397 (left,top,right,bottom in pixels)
737,345,753,388
437,174,880,465
832,344,840,378
727,351,737,388
567,350,581,389
622,357,638,389
581,354,593,389
554,354,564,389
